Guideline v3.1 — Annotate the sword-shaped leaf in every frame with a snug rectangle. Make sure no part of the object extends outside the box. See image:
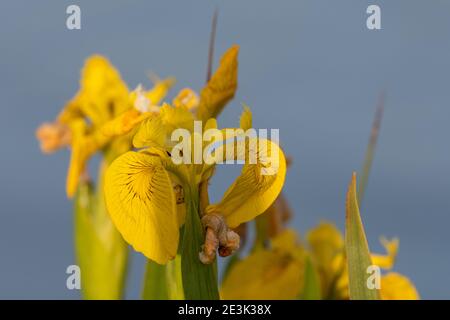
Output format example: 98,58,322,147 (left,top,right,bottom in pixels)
345,173,379,300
